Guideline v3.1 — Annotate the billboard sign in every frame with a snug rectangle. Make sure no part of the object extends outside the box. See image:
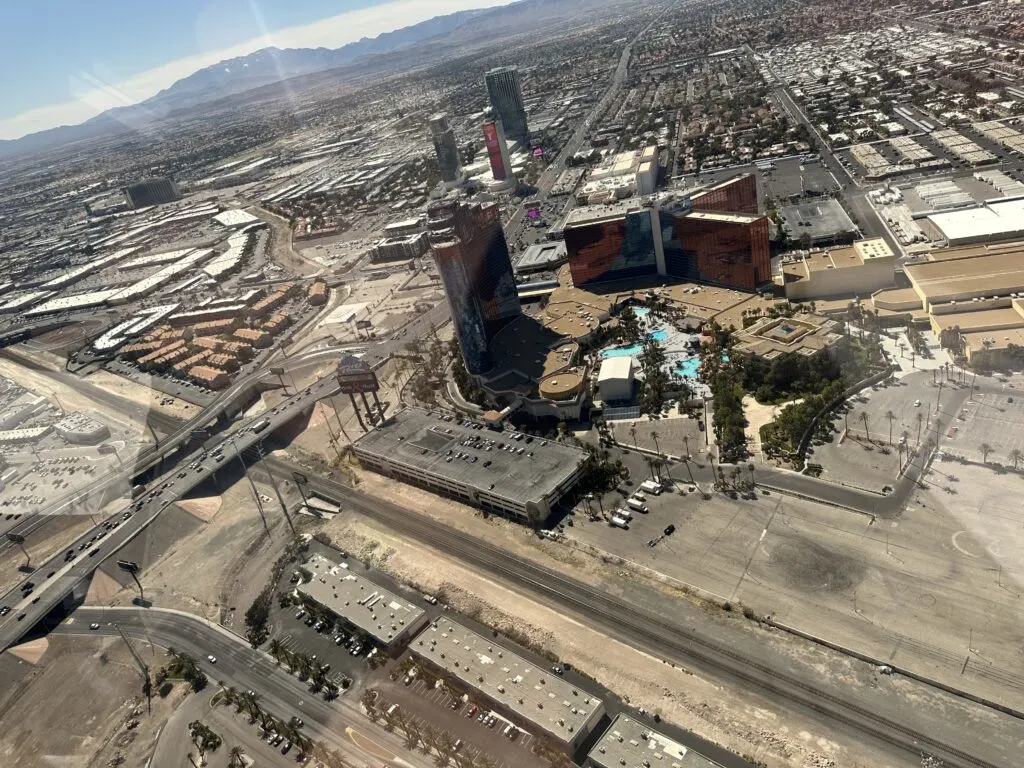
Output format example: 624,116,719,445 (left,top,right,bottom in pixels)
337,355,379,394
483,122,506,181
